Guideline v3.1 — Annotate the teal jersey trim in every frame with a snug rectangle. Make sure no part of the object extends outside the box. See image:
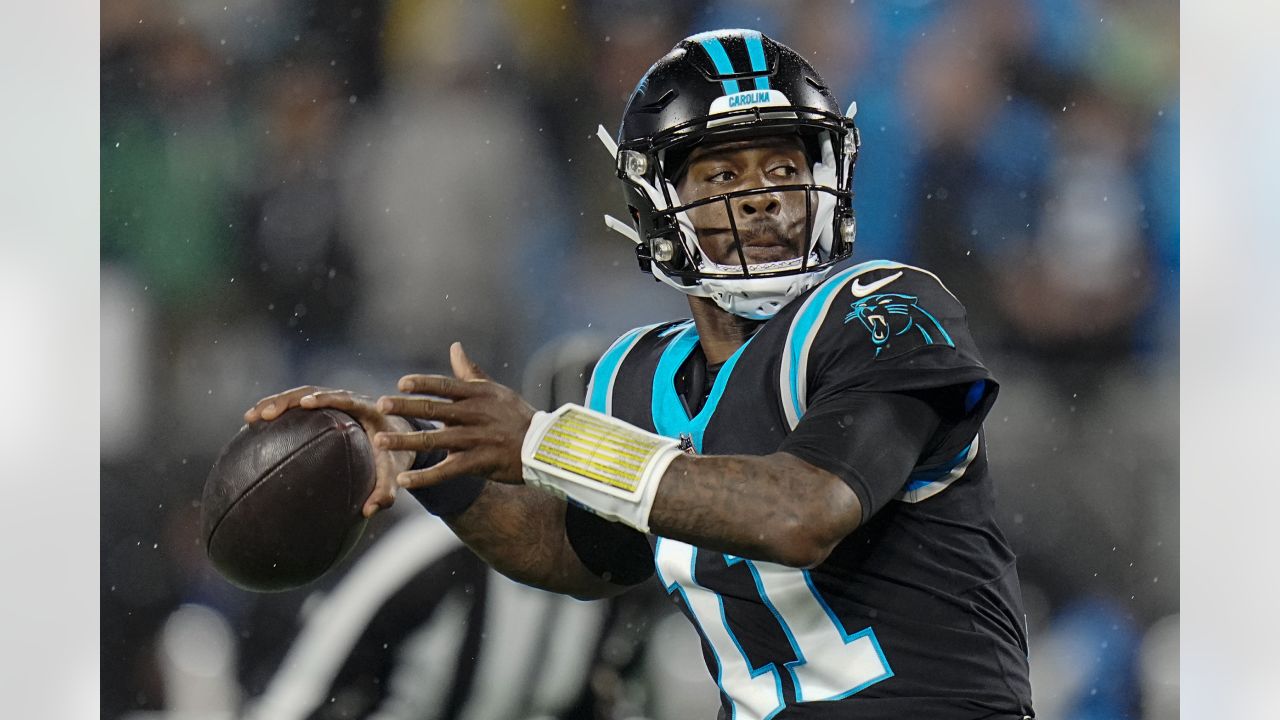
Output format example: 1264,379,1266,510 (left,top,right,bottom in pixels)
650,324,753,452
586,323,661,414
906,442,975,491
